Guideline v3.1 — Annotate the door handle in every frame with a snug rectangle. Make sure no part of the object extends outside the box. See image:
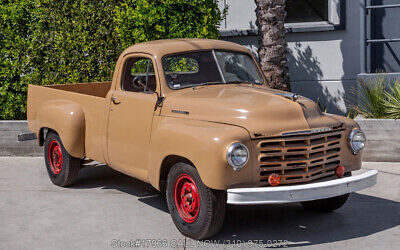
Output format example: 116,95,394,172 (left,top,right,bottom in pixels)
111,97,121,105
